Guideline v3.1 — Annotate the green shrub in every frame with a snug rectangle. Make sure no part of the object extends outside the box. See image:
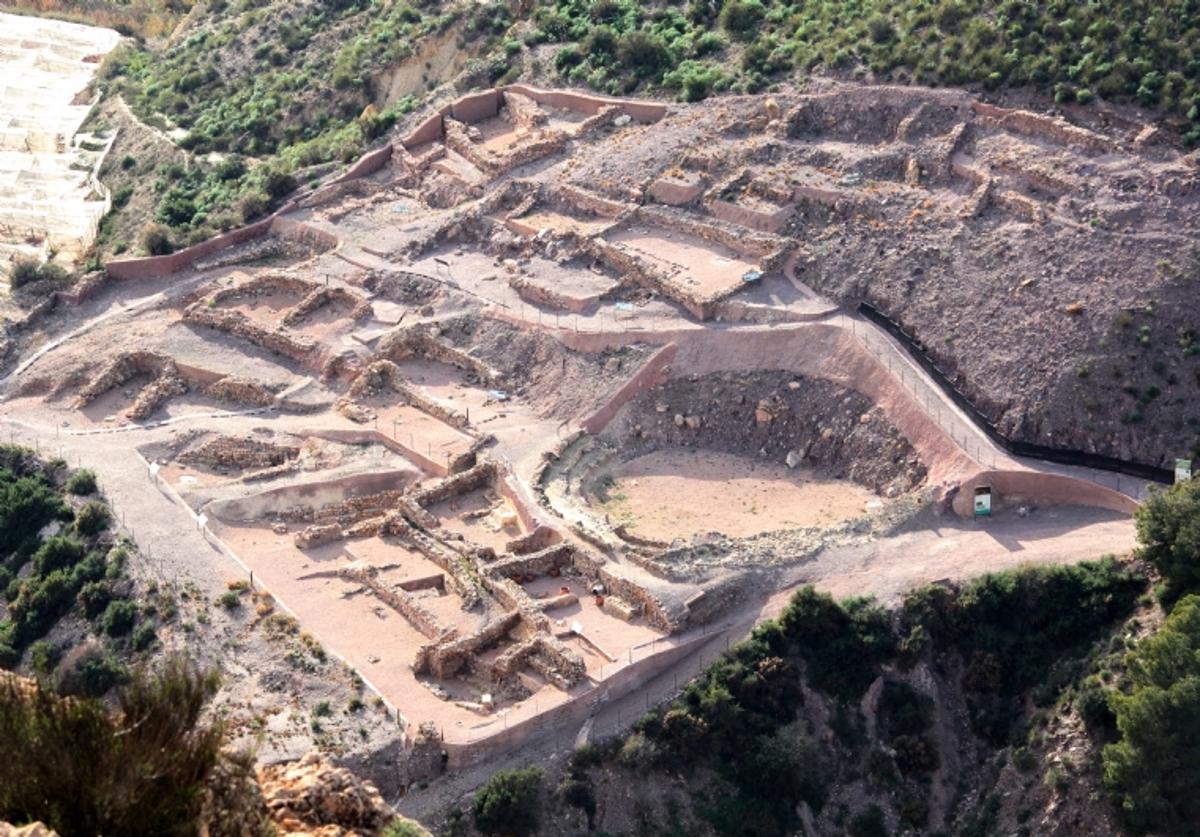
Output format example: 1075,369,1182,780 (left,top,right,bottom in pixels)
901,558,1145,742
263,170,298,200
78,580,114,619
0,657,222,833
57,648,128,698
8,259,67,288
1135,479,1200,595
139,223,174,256
131,620,157,651
101,599,137,637
558,775,596,829
218,590,242,610
719,1,766,40
75,501,110,537
617,31,671,80
1103,595,1200,833
66,469,98,496
472,767,543,837
27,640,60,676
